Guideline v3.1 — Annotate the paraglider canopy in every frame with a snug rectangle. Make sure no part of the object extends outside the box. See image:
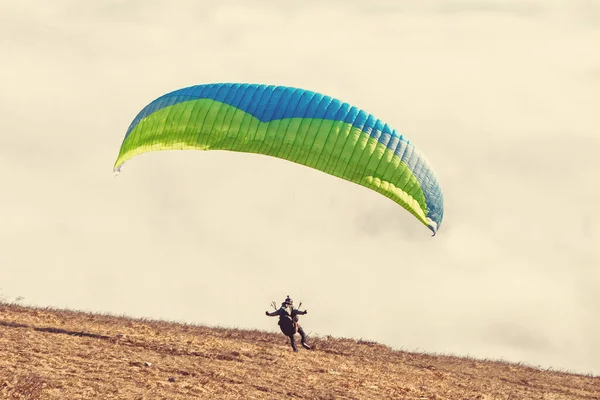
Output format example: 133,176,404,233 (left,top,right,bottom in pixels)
114,83,444,235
